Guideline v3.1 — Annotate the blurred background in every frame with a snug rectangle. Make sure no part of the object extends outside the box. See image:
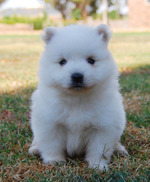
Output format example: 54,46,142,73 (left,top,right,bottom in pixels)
0,1,150,181
0,0,150,32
